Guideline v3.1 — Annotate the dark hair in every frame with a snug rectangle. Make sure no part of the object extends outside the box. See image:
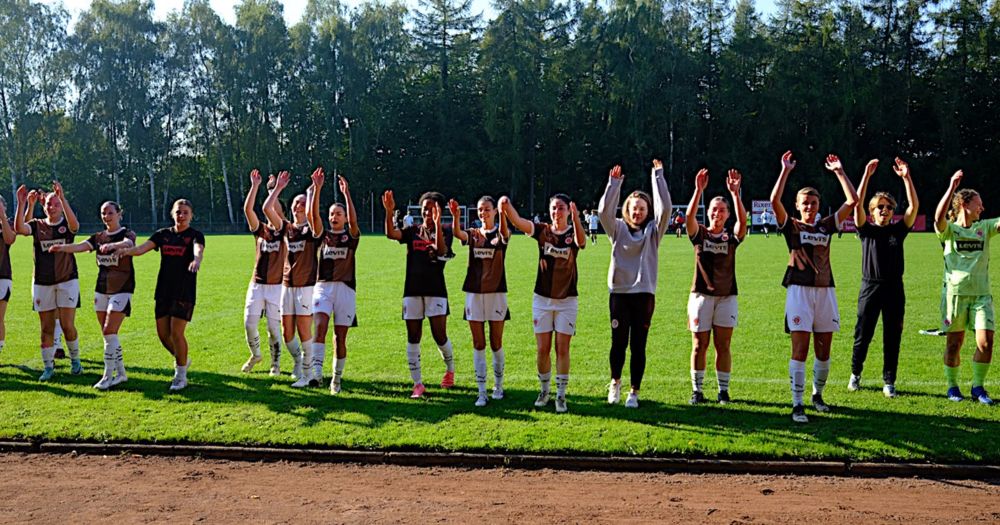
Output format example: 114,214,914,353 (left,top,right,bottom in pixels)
329,202,347,213
549,193,571,206
478,195,497,208
102,200,122,213
420,191,447,208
